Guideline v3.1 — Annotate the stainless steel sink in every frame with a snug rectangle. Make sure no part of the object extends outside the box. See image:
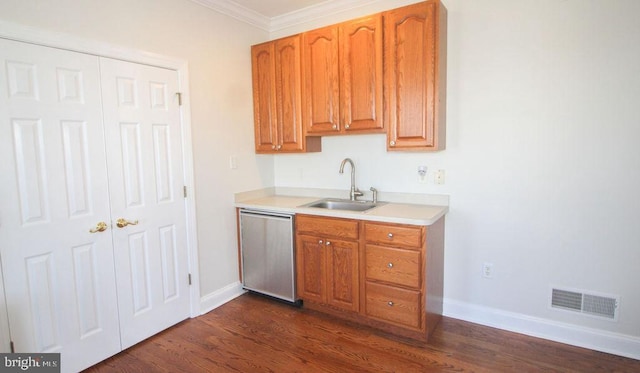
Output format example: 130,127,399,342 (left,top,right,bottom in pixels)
300,198,384,212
